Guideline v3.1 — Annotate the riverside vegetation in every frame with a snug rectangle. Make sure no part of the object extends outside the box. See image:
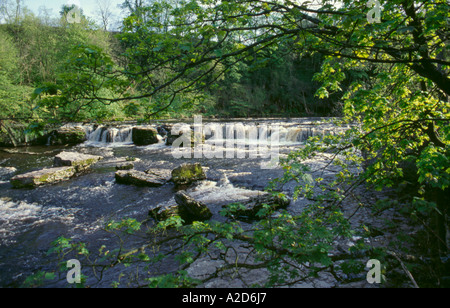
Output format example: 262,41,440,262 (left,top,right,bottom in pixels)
0,0,449,288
